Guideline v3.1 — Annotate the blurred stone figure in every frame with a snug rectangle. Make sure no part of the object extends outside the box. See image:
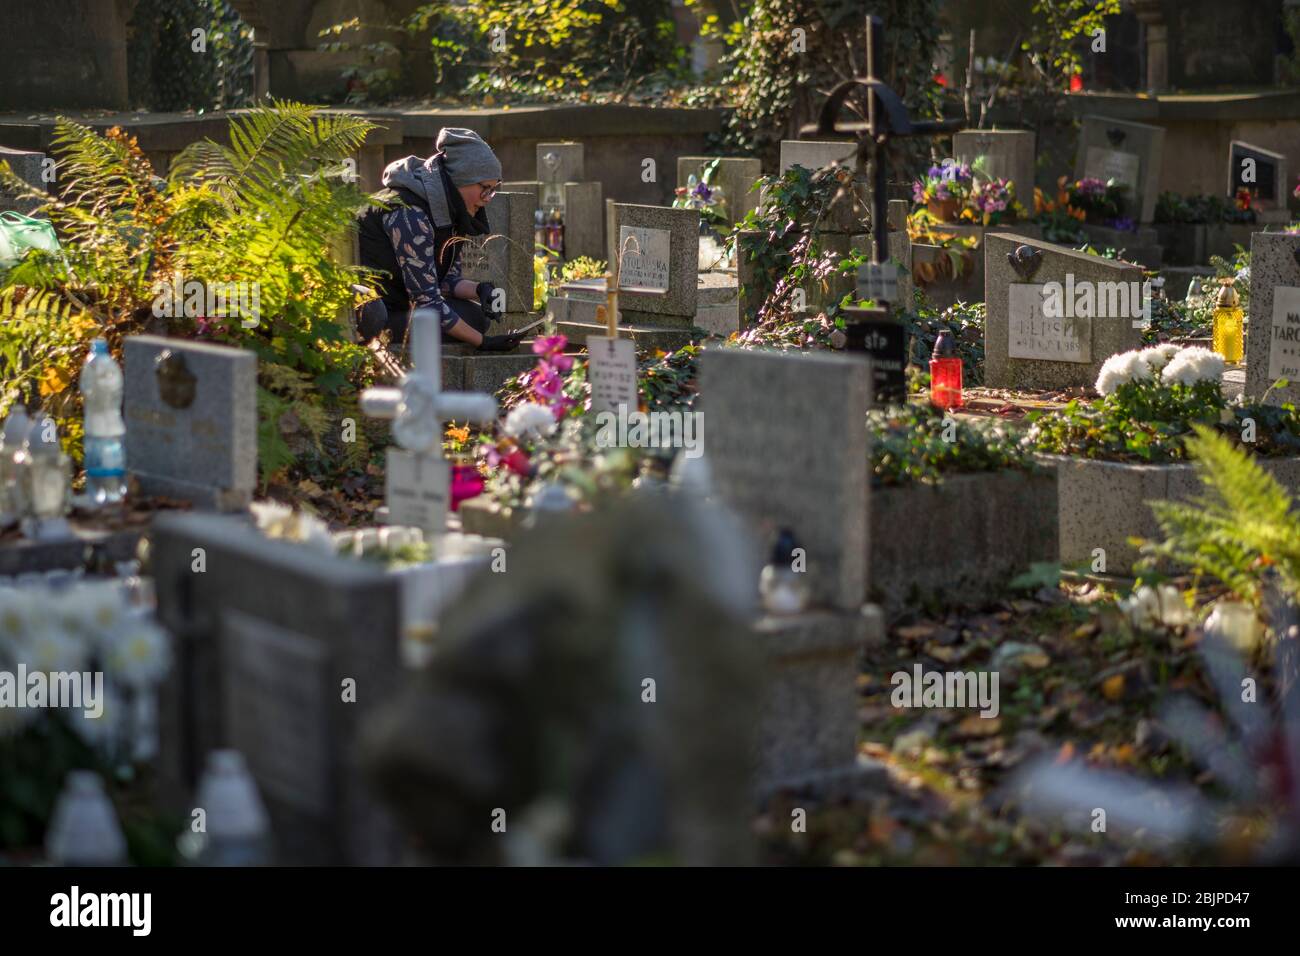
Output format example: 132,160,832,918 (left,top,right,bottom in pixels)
358,496,763,865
